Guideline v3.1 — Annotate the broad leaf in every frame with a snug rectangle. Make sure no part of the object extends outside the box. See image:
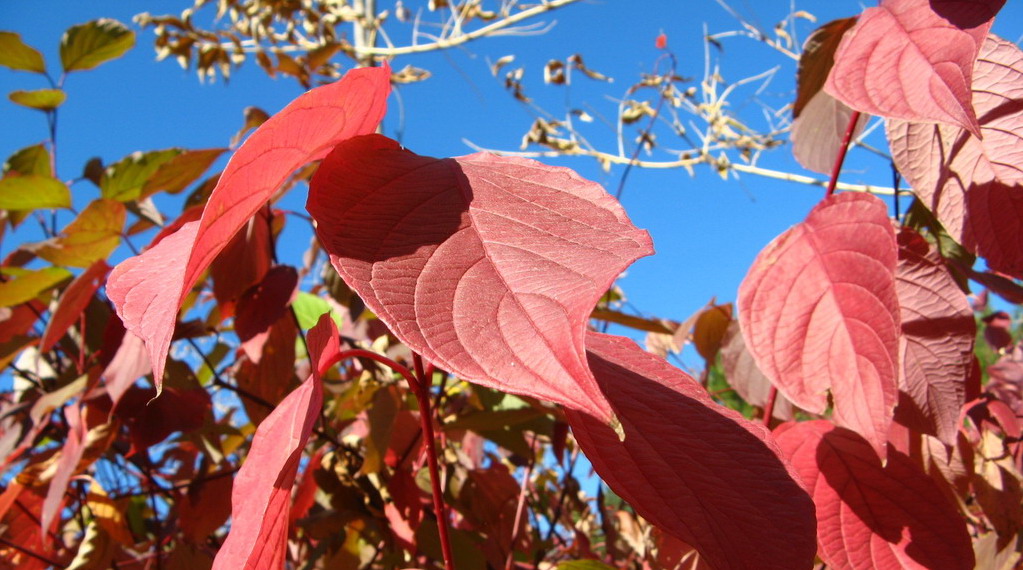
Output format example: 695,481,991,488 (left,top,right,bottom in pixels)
100,149,182,202
141,148,226,196
212,315,337,570
210,210,273,314
308,134,653,423
41,404,86,534
60,19,135,72
826,0,1005,137
888,35,1023,277
791,90,867,174
3,144,51,176
100,329,151,409
894,227,974,445
565,332,816,570
719,321,794,420
0,267,71,308
738,192,899,455
9,88,66,111
40,260,109,352
794,17,857,119
38,198,125,267
235,265,298,361
0,31,46,73
0,174,70,210
107,65,390,389
775,421,975,570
